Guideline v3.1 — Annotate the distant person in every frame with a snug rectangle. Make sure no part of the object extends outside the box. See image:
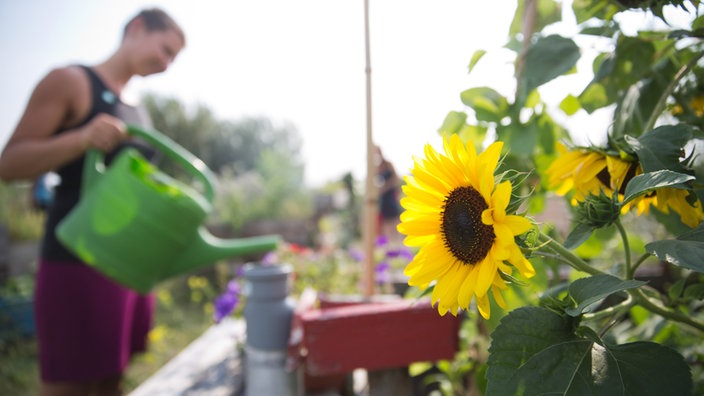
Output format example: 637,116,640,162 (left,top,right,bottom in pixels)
375,146,402,243
0,8,185,395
